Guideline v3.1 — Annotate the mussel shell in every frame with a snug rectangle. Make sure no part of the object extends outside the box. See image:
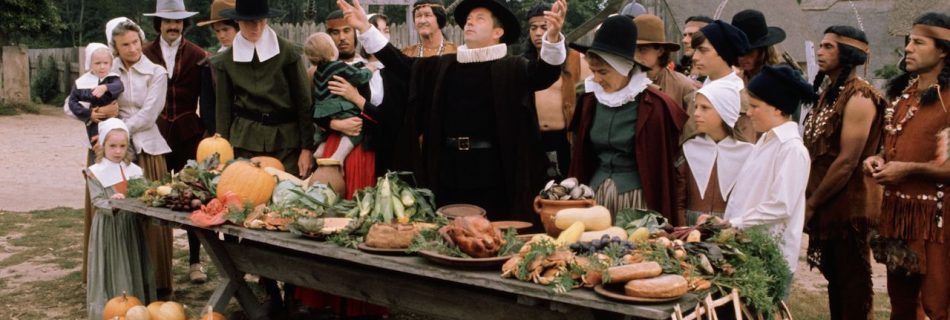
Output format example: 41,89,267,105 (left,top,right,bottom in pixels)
543,179,557,192
549,185,569,197
569,187,584,199
559,177,579,190
581,185,595,198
